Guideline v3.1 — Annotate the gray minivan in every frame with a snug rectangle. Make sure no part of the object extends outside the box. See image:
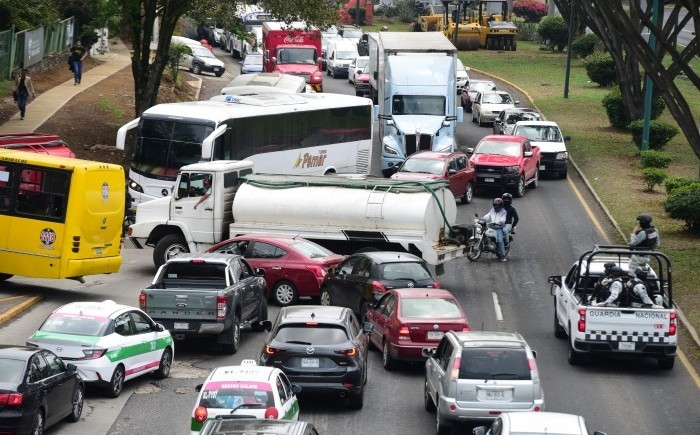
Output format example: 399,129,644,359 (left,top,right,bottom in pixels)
423,331,545,435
